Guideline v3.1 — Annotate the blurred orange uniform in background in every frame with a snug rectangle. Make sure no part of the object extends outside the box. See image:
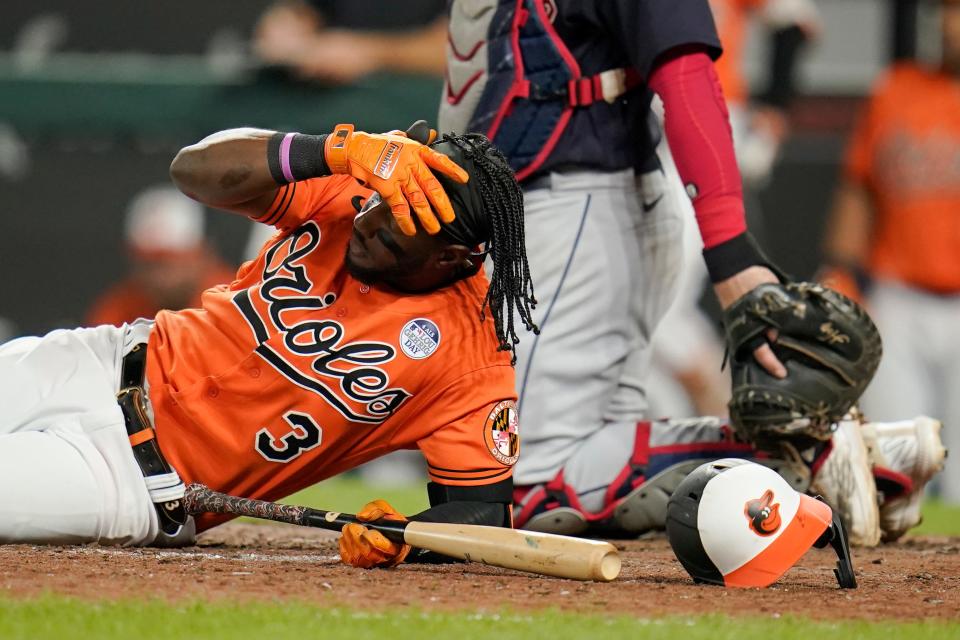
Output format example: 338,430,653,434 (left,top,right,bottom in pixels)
844,63,960,293
87,261,236,327
86,186,236,327
822,10,960,503
710,0,767,105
